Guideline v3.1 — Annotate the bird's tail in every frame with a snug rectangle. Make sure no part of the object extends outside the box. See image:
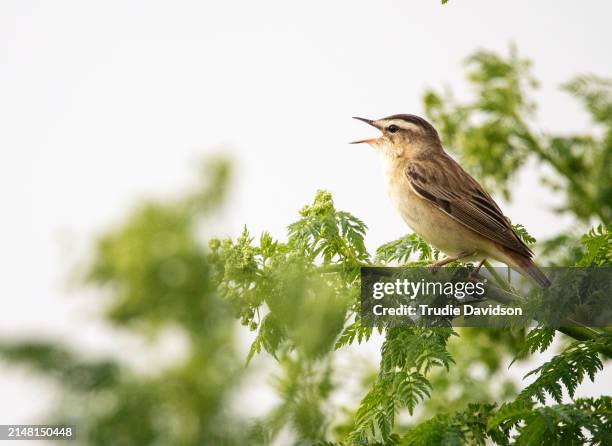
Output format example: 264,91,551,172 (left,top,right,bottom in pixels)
509,253,551,288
